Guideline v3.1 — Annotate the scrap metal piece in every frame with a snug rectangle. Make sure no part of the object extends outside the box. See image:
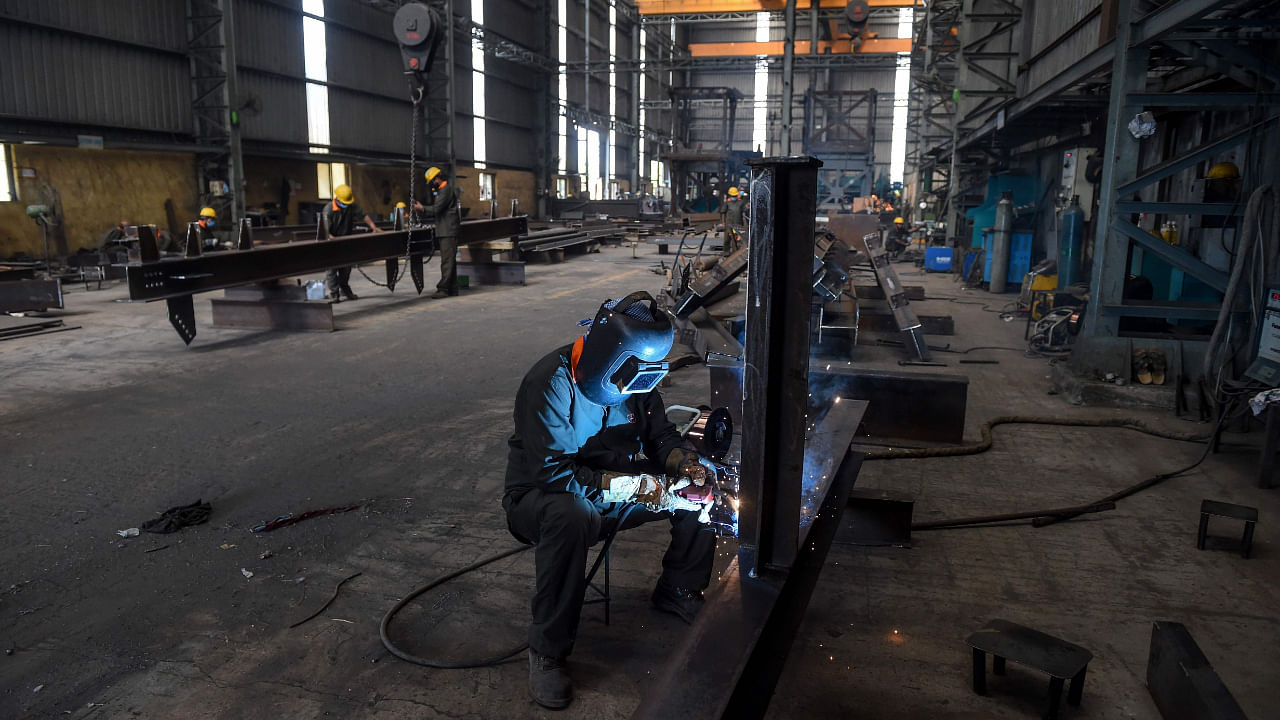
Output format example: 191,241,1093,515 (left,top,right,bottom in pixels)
185,222,202,257
829,214,932,360
0,278,63,313
166,295,197,345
